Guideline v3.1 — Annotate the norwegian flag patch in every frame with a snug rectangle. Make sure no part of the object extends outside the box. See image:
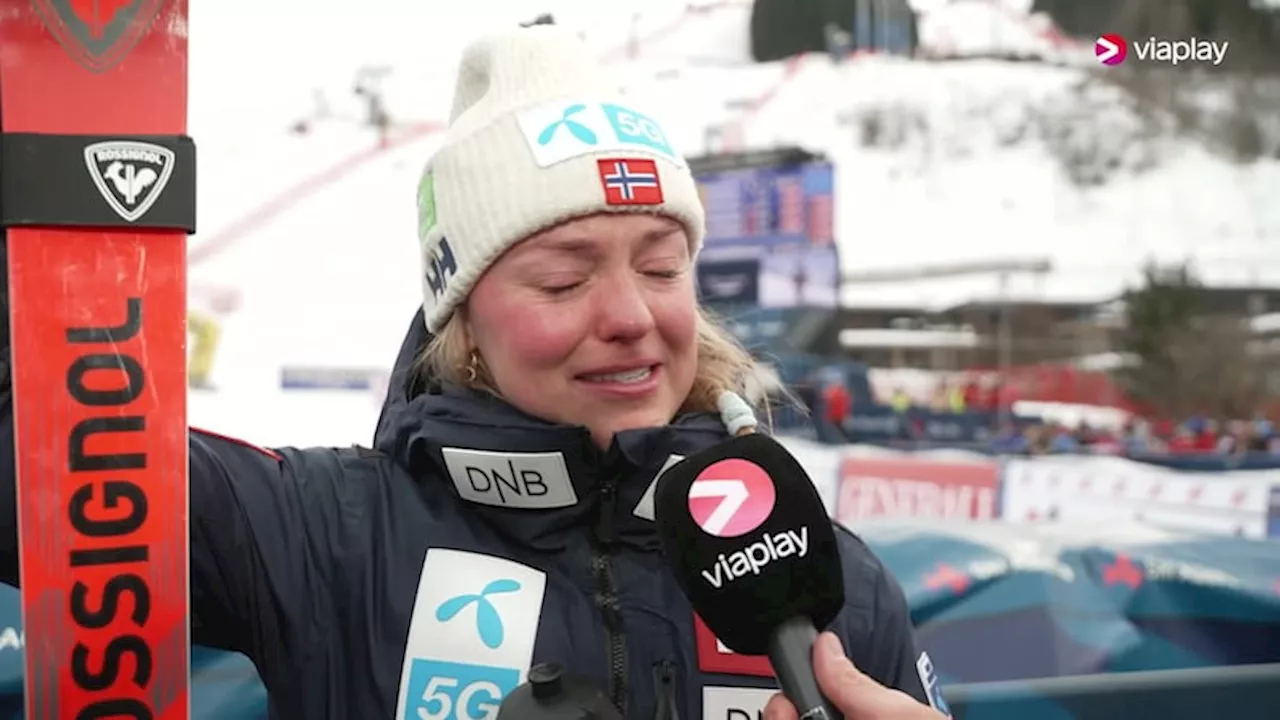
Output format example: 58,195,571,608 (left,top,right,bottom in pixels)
597,158,663,206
